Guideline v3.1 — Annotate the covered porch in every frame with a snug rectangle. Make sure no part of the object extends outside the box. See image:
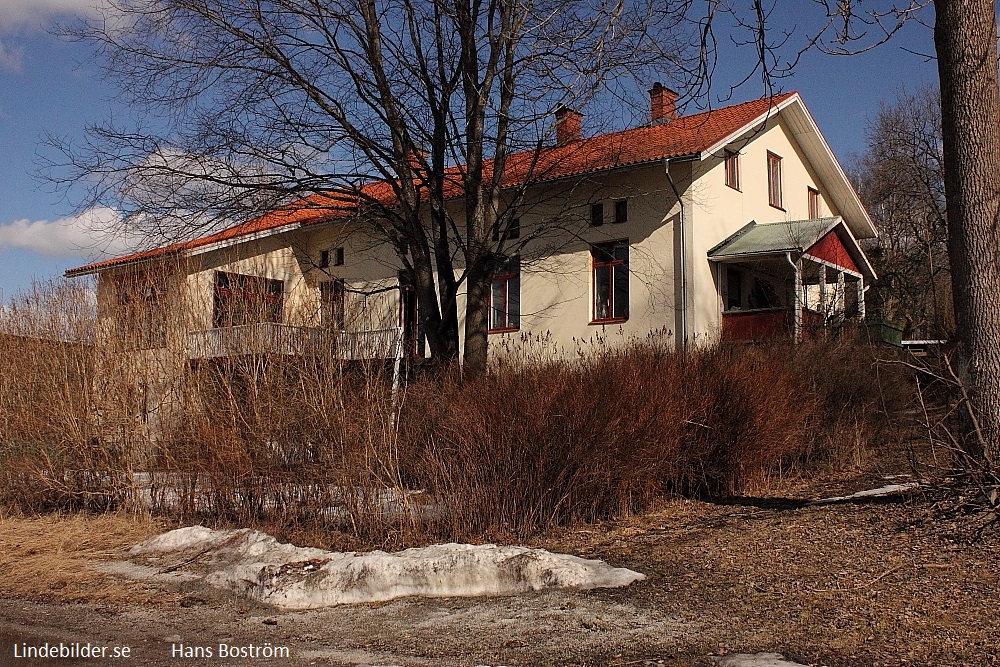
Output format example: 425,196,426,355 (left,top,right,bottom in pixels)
707,217,876,343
